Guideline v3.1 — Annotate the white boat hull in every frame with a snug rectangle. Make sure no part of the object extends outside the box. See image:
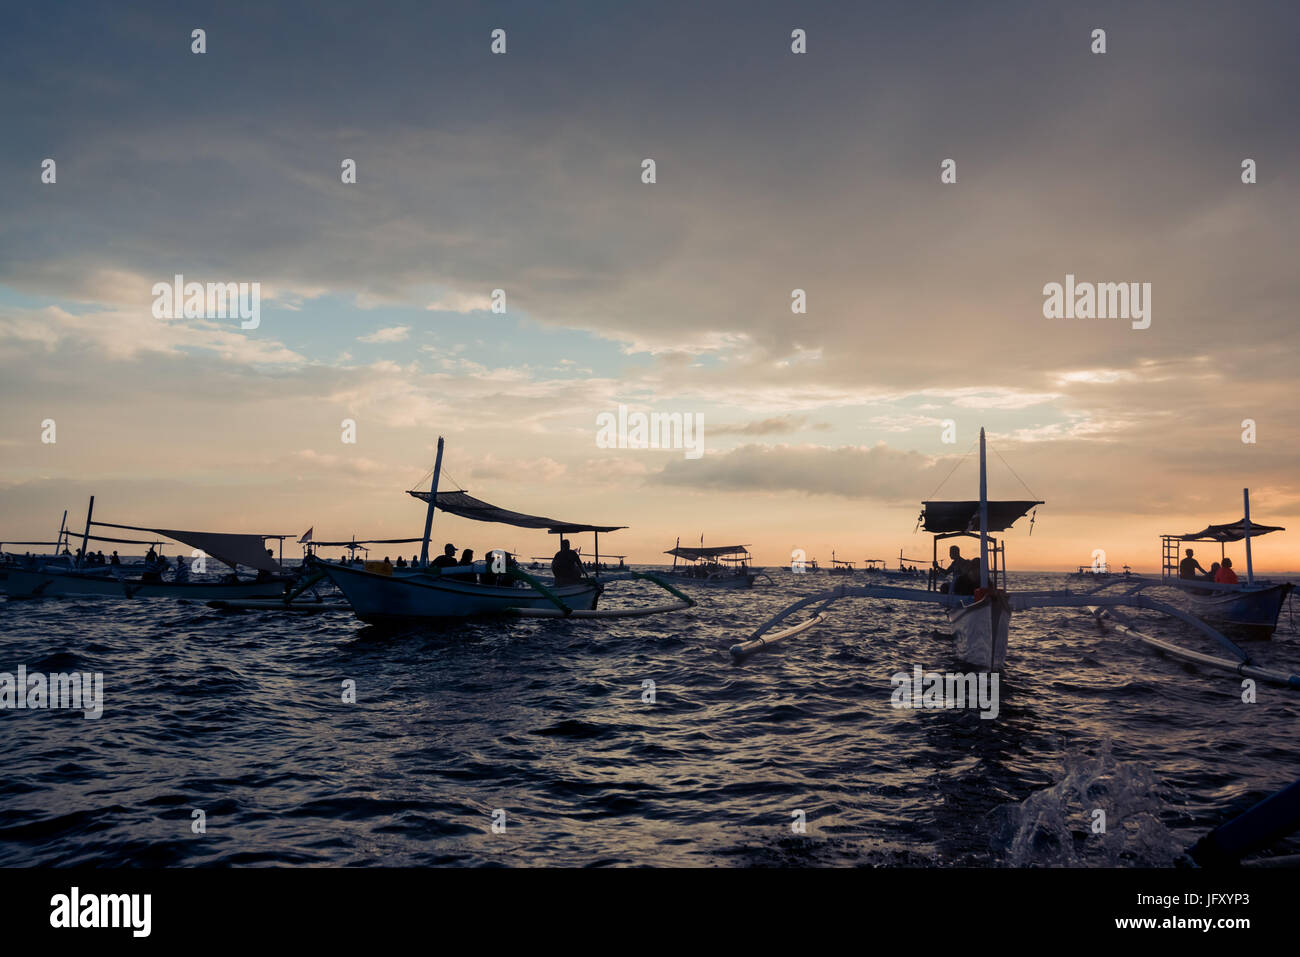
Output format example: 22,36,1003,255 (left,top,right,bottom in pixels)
4,568,291,600
949,593,1011,670
317,563,601,621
